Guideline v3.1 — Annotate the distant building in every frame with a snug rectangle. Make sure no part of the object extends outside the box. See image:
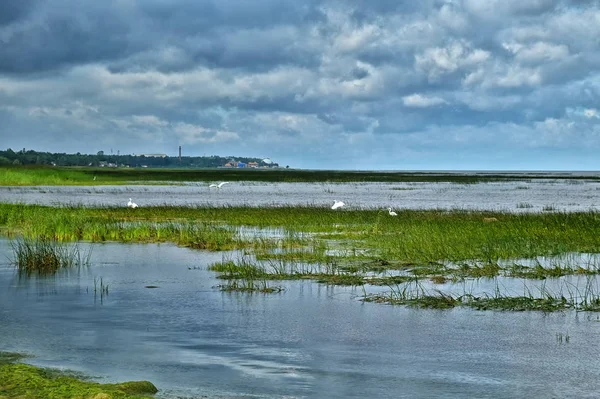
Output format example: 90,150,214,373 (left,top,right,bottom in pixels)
237,162,246,168
224,162,233,167
248,162,259,168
